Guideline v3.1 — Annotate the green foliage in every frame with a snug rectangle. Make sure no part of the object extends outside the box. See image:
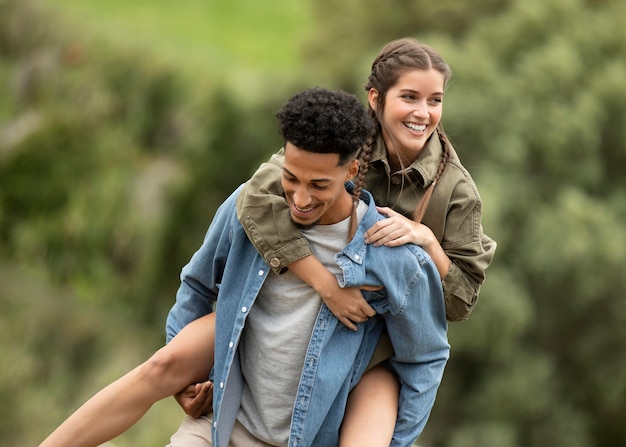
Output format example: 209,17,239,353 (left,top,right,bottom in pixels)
3,0,626,446
0,1,296,443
